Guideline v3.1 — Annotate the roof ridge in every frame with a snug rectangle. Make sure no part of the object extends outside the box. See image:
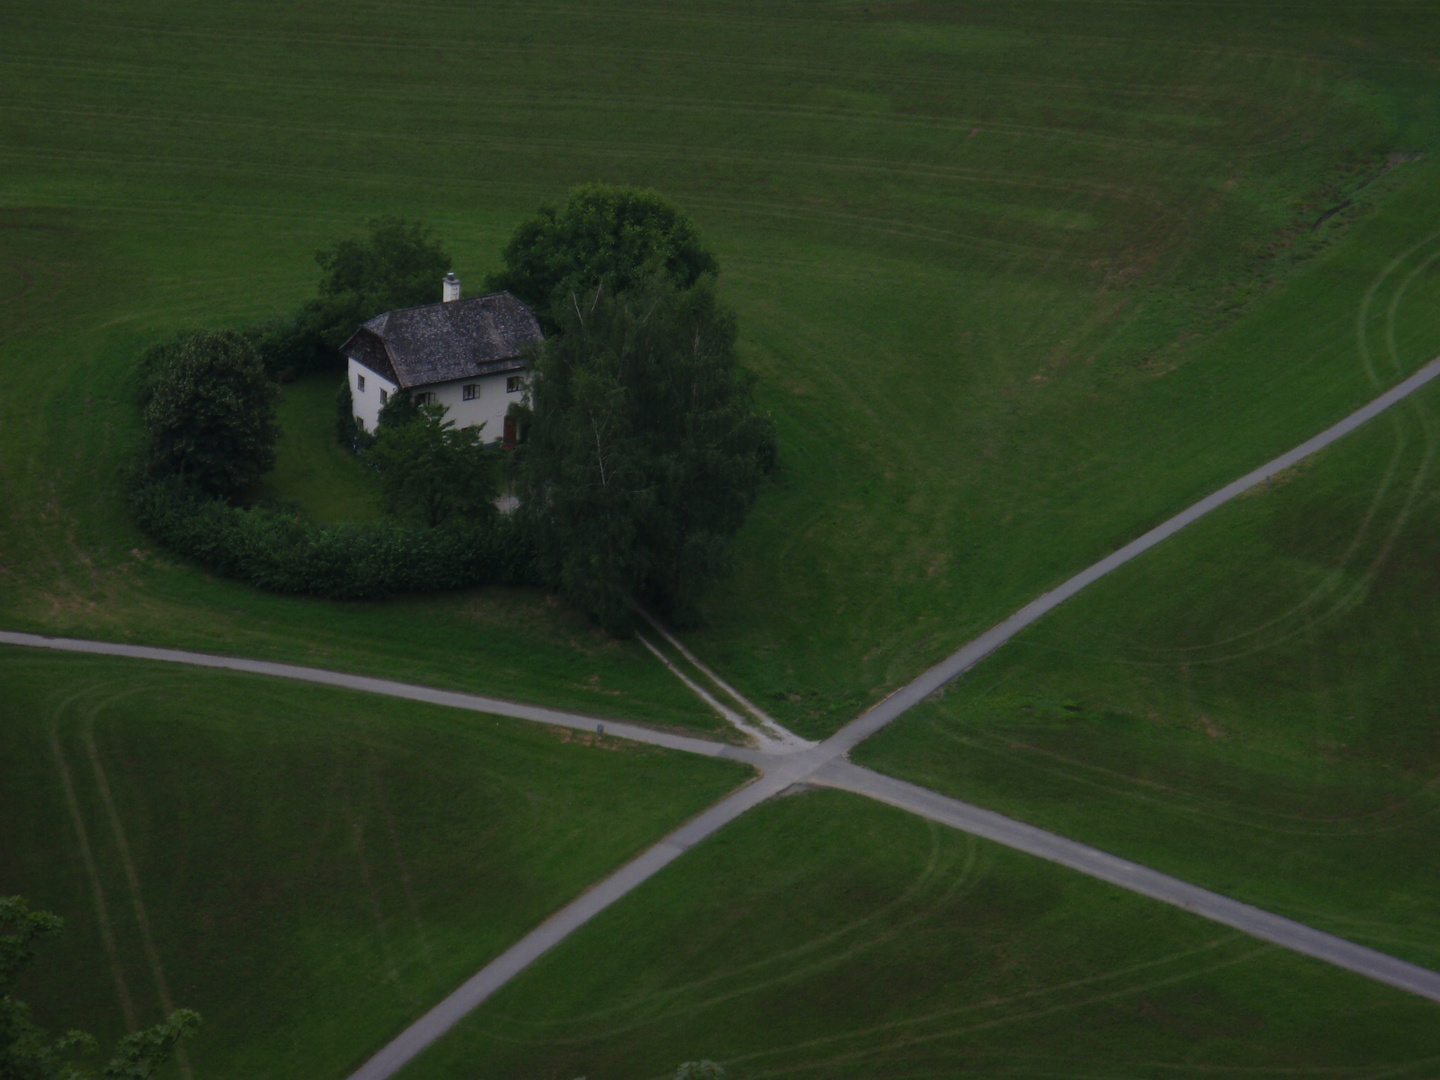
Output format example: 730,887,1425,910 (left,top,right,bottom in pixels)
366,289,517,320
